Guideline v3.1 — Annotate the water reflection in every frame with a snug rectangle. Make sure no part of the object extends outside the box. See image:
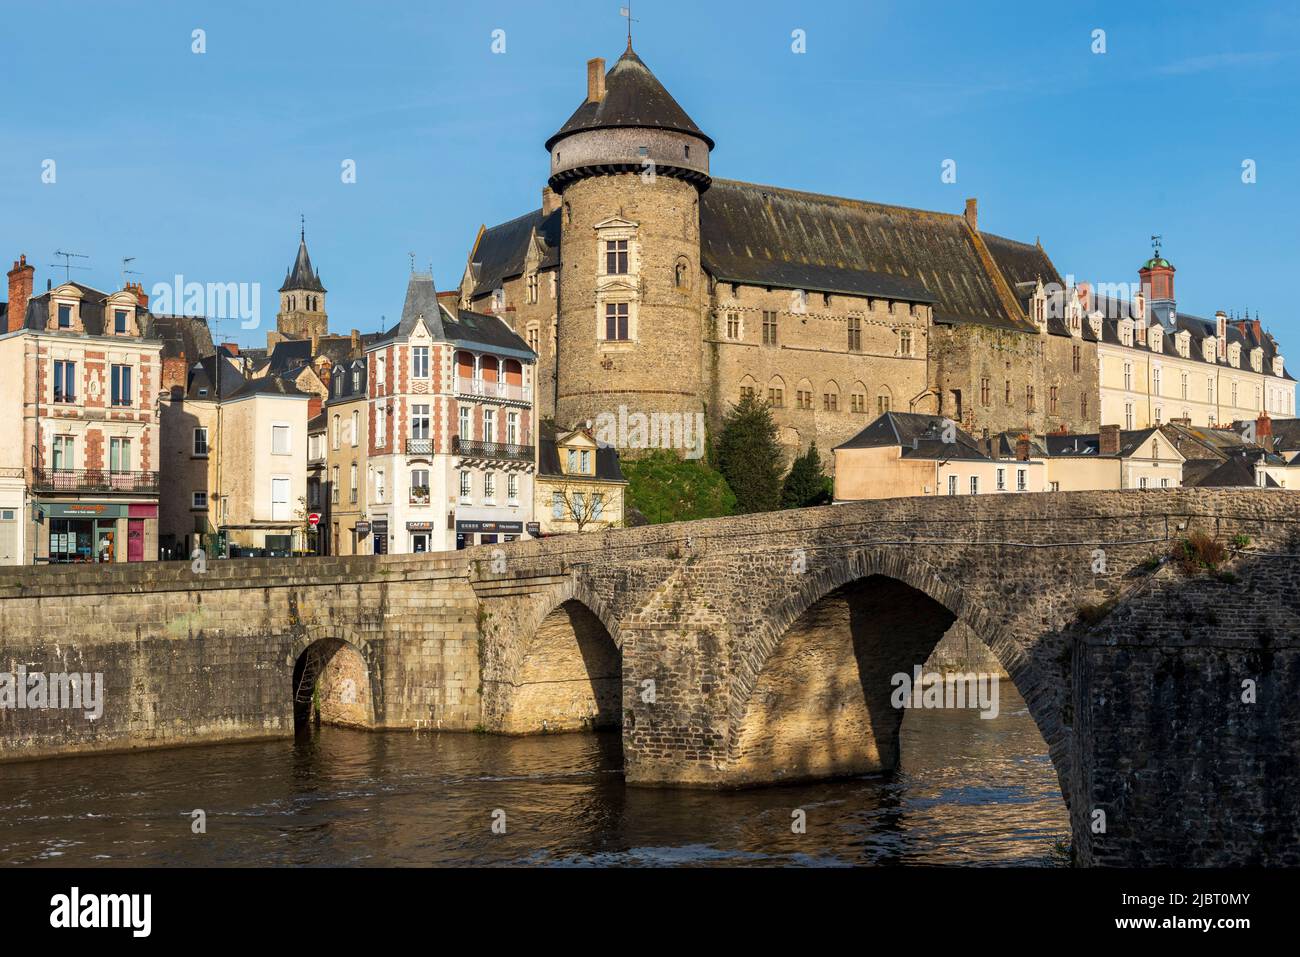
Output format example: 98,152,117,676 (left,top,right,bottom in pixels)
0,687,1068,867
